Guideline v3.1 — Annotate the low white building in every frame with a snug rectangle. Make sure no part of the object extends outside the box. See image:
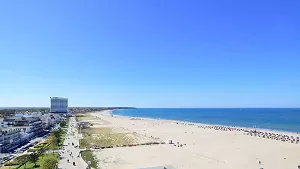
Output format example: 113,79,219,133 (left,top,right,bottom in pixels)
50,97,68,113
40,113,61,129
